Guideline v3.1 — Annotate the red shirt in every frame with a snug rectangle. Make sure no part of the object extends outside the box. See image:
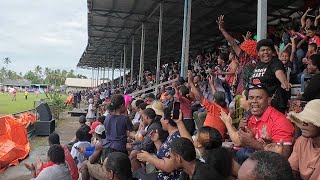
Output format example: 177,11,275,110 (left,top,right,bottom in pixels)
201,98,228,138
247,106,294,145
61,145,79,180
175,91,192,118
308,36,320,47
37,145,78,180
